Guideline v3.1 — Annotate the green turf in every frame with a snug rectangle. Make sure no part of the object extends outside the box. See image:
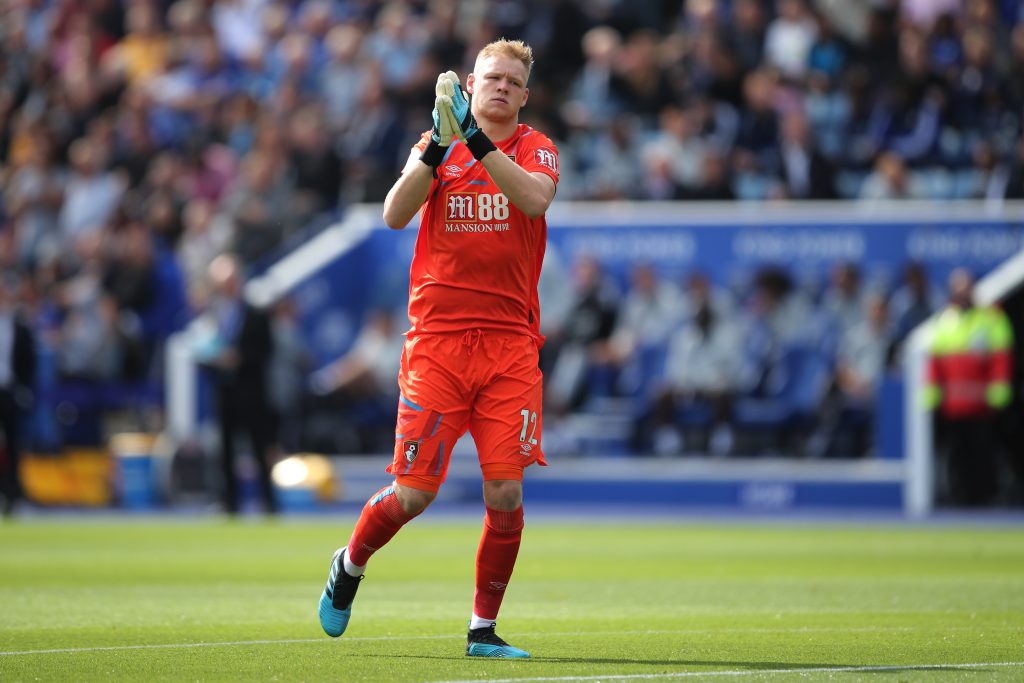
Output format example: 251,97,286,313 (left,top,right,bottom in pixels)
1,516,1022,682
